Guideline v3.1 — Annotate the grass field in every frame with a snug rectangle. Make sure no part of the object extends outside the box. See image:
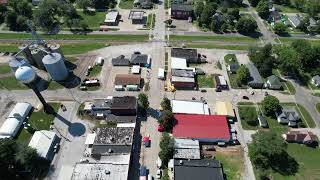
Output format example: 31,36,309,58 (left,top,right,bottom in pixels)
171,35,259,43
196,74,215,88
316,103,320,113
0,33,148,41
215,150,244,180
224,54,238,65
119,0,133,9
61,43,107,55
238,105,259,130
0,44,19,52
0,76,29,90
187,44,250,50
280,38,320,46
16,103,61,144
296,104,316,128
78,11,105,28
147,14,156,29
237,102,254,105
0,65,11,74
270,144,320,180
283,81,296,95
89,65,102,77
273,4,300,13
47,81,65,90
